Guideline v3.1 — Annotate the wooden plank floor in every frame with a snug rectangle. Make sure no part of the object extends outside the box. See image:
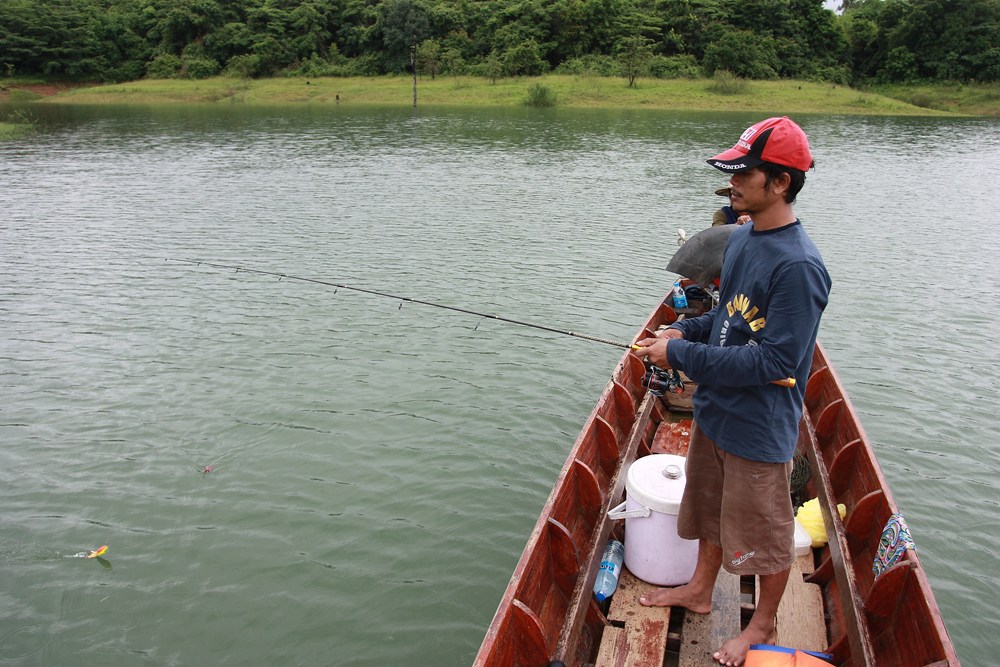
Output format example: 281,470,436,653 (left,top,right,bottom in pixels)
594,556,825,666
677,569,741,667
595,567,740,667
593,421,827,666
760,553,827,653
596,569,672,667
